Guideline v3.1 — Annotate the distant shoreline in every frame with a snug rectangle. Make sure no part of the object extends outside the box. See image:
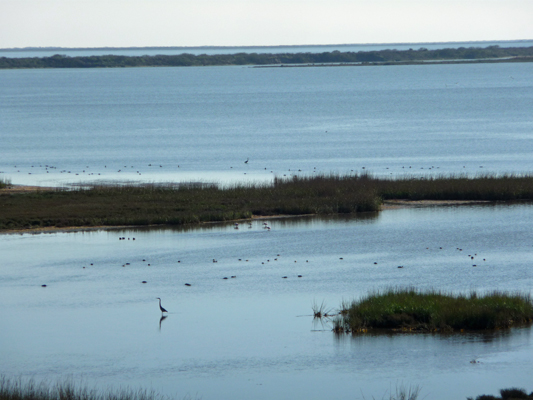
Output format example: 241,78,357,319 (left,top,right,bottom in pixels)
253,57,533,68
1,45,532,69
